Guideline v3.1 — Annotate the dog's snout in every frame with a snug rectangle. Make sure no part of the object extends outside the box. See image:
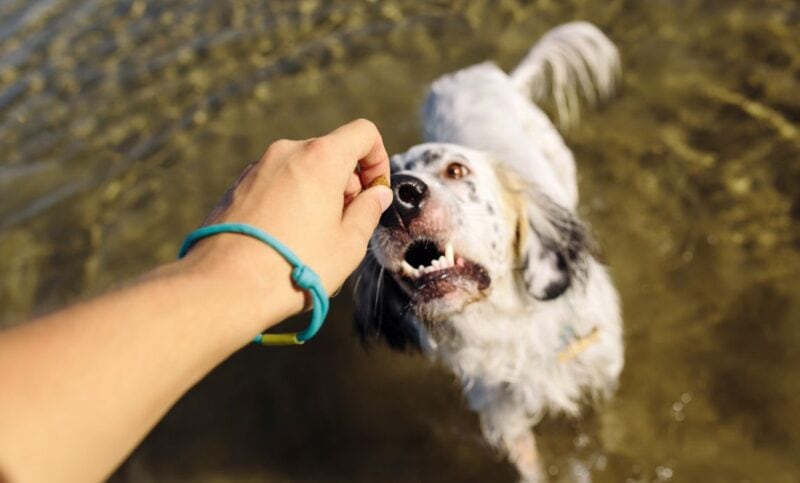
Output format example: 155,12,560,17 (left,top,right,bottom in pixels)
379,174,429,229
